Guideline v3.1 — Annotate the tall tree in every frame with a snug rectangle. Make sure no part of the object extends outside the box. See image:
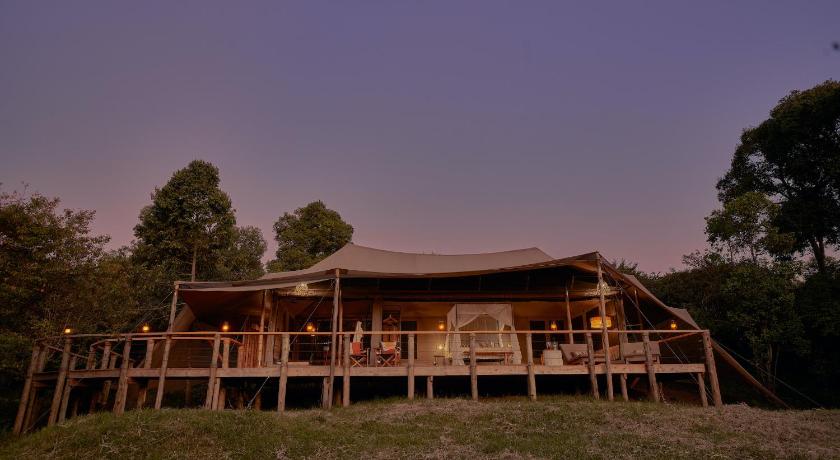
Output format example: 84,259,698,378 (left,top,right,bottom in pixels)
717,80,840,274
269,201,353,271
133,160,236,281
705,192,794,263
214,226,267,281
